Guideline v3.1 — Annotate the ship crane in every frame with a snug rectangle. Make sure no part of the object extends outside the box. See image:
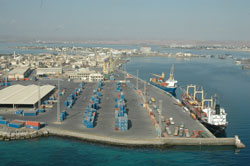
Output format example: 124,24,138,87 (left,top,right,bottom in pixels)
150,72,165,79
169,64,175,81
